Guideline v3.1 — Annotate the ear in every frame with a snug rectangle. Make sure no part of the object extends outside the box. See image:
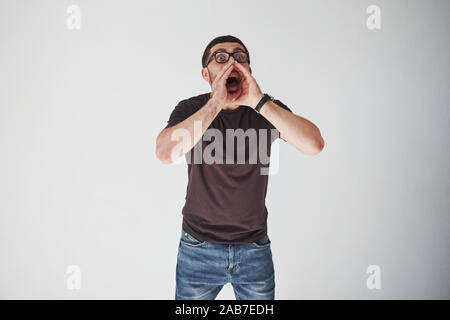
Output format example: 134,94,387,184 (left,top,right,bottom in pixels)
201,67,209,83
249,65,252,75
